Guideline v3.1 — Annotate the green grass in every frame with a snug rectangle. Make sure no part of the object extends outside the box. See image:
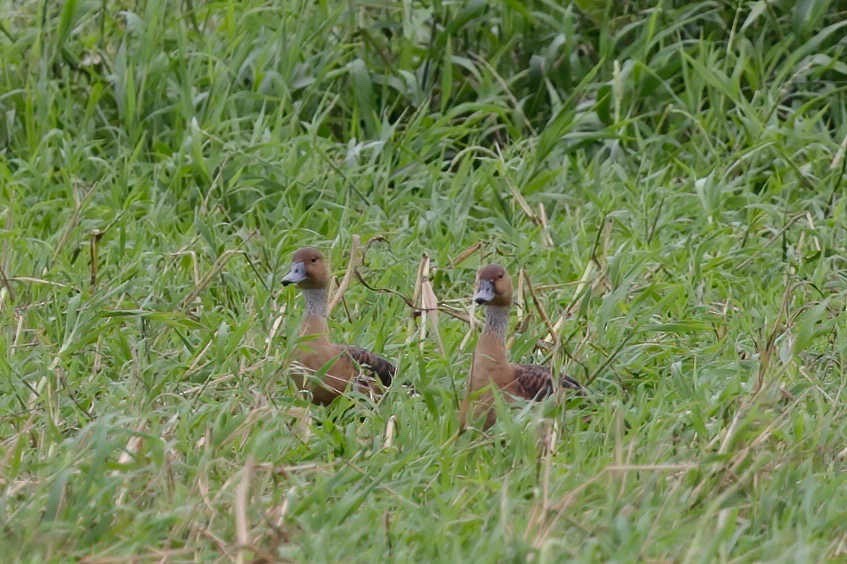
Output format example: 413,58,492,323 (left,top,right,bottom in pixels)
2,0,847,561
